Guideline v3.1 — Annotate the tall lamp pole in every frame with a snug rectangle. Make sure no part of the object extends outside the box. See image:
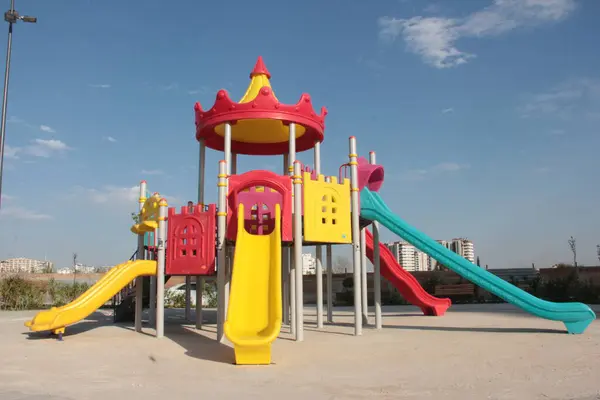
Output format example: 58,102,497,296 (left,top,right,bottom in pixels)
0,0,36,208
